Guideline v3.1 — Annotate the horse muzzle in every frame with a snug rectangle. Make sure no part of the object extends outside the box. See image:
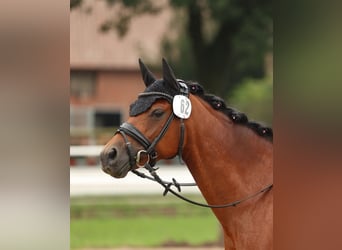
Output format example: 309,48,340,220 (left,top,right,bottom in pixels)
100,146,132,178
